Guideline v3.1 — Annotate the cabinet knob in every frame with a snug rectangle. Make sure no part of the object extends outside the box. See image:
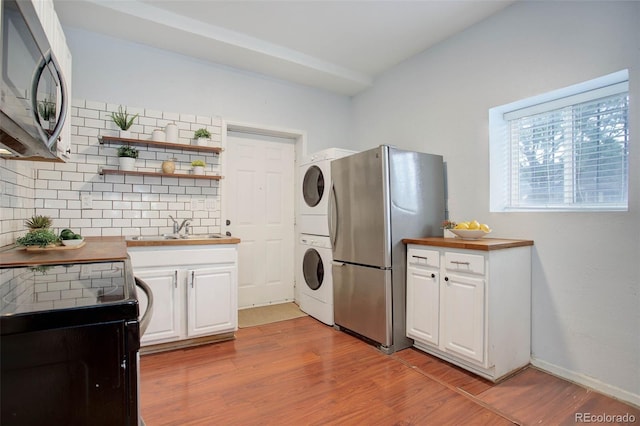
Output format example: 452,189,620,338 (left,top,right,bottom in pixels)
444,276,449,282
430,273,435,278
